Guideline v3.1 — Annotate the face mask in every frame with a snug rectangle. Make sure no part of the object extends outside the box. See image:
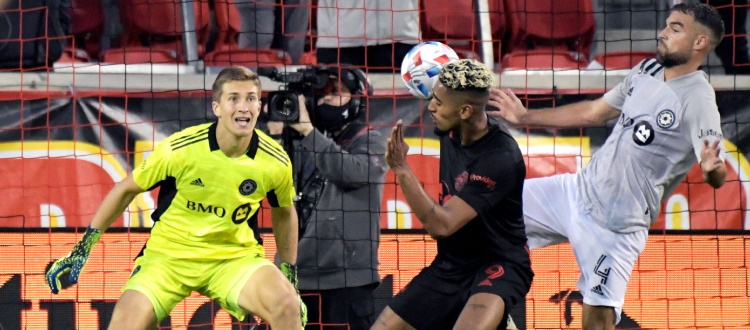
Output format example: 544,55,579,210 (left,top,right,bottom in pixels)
312,103,349,132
